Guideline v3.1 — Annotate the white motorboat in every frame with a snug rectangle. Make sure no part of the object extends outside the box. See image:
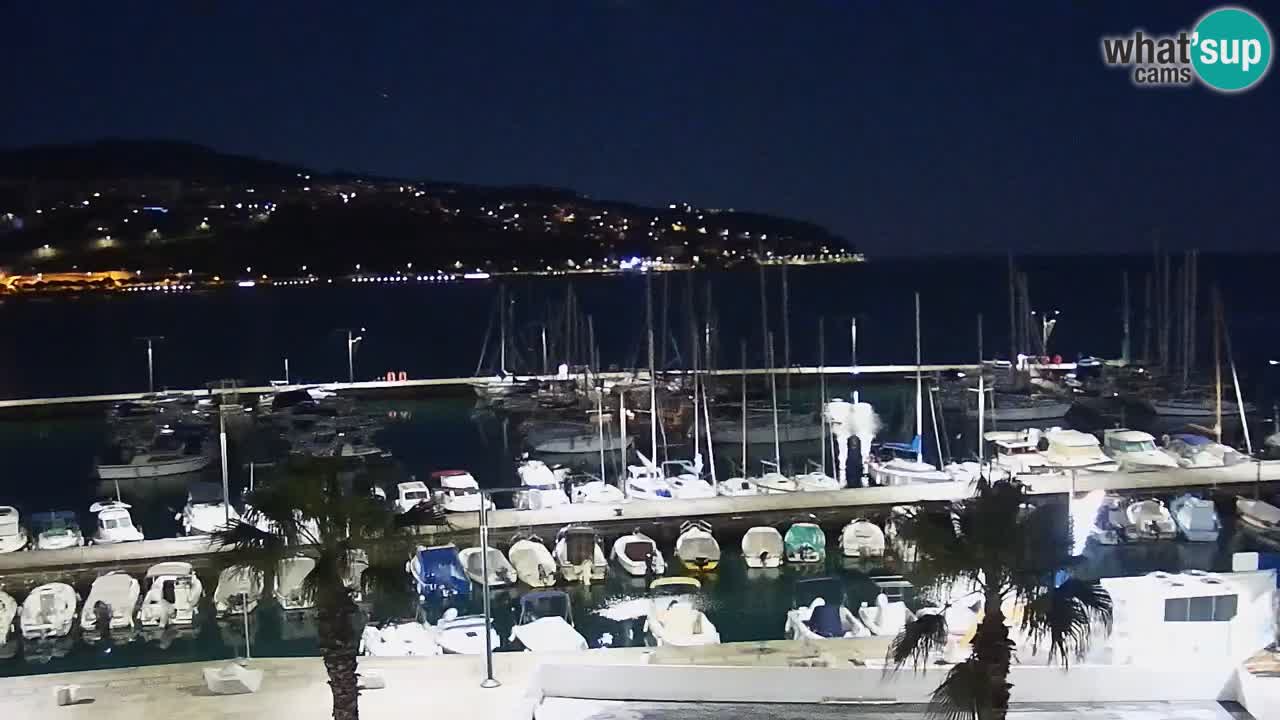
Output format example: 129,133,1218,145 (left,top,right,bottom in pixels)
717,476,759,496
180,484,240,536
675,520,721,573
213,566,264,617
840,519,886,558
793,469,841,492
755,467,799,494
869,456,955,485
1170,494,1221,543
985,429,1059,478
139,561,204,632
30,511,84,550
1237,497,1280,546
624,465,676,500
1123,498,1178,541
968,394,1071,421
360,620,440,657
436,609,501,655
567,473,626,504
393,481,433,514
90,501,145,544
516,460,571,510
784,577,868,640
741,526,784,568
0,506,27,553
611,531,666,577
859,592,915,636
554,525,608,584
1163,433,1246,468
508,536,558,587
276,556,317,612
509,591,588,652
1088,494,1129,546
1103,429,1178,472
1041,429,1120,472
79,572,141,642
660,459,717,499
644,577,719,647
20,583,78,640
459,546,517,586
430,470,493,513
0,590,17,658
96,427,212,479
784,522,827,564
407,544,471,601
